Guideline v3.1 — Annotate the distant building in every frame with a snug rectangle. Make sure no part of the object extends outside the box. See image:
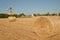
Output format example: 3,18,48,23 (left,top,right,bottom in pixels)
32,14,35,17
